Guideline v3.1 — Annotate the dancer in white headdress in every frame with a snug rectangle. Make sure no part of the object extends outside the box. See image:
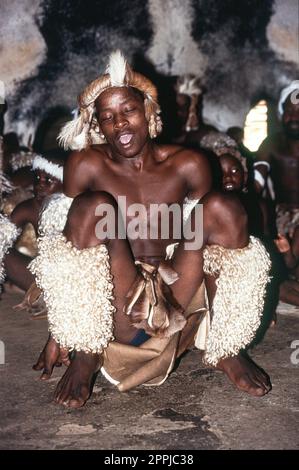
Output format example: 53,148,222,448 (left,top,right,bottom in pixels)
31,51,271,409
